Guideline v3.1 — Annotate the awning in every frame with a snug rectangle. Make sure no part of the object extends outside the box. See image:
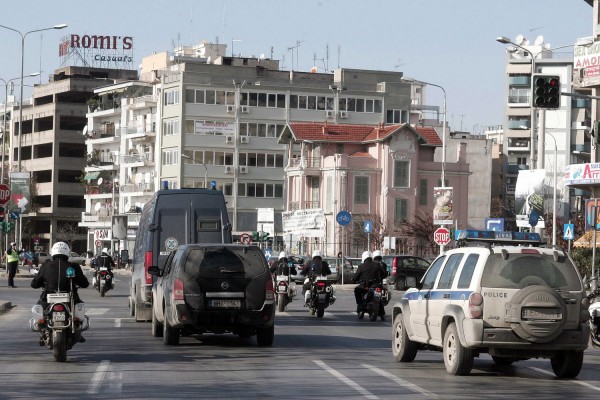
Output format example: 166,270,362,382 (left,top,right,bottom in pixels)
574,231,600,248
84,171,101,180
